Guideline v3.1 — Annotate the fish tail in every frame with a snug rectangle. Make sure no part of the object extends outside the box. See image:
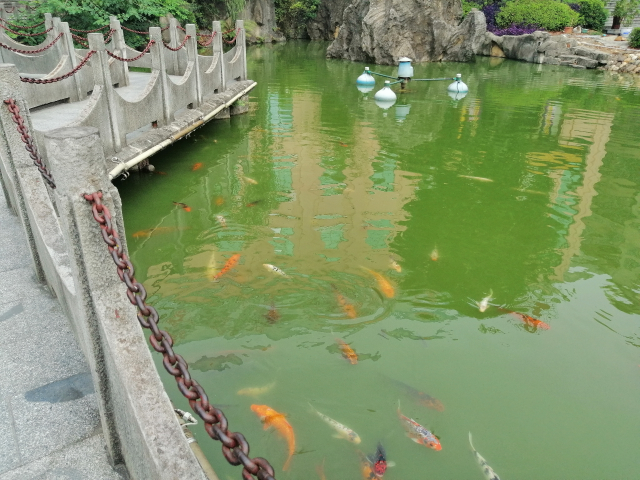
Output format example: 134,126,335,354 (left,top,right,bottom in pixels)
468,431,475,450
